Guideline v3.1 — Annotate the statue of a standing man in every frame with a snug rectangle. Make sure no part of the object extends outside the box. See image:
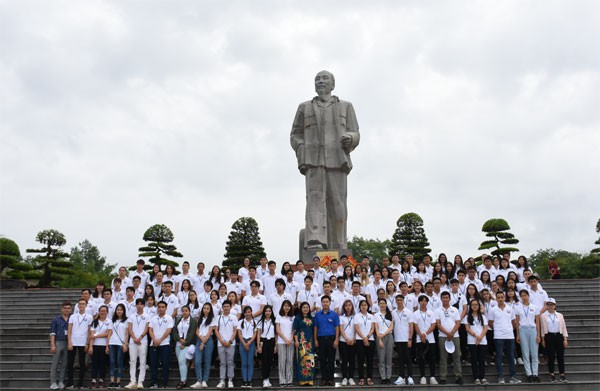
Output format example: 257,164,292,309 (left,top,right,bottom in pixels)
291,70,360,250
